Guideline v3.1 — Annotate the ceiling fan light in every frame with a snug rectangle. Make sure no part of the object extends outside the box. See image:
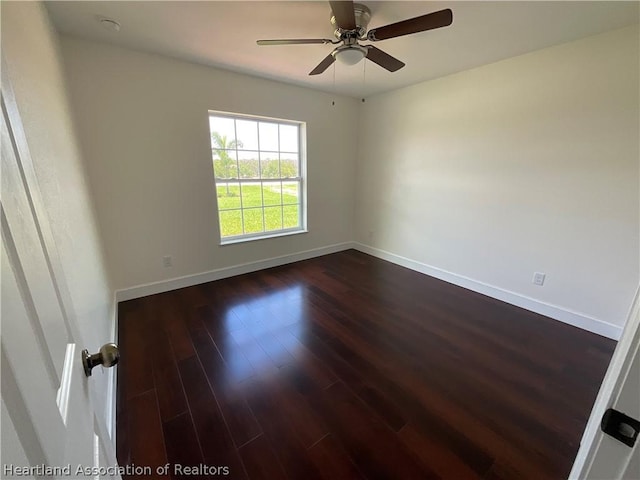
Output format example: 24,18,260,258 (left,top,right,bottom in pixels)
335,47,366,65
